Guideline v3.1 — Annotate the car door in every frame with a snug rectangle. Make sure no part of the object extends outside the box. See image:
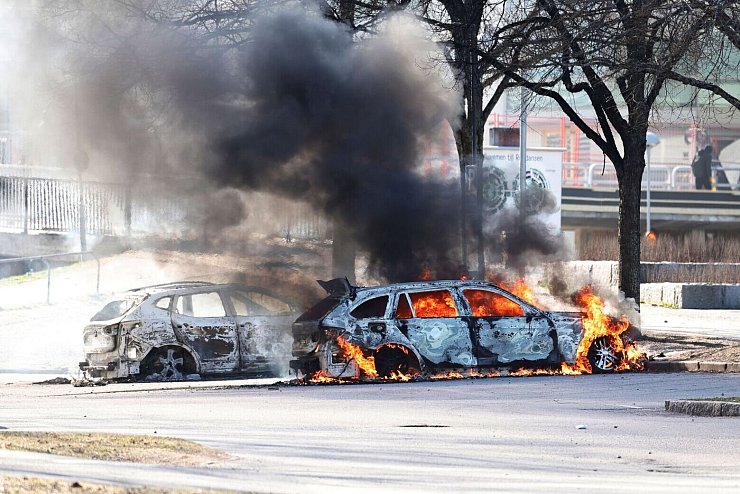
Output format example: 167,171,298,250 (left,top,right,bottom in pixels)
393,289,476,367
462,288,554,364
227,288,296,374
346,294,390,339
171,290,239,373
